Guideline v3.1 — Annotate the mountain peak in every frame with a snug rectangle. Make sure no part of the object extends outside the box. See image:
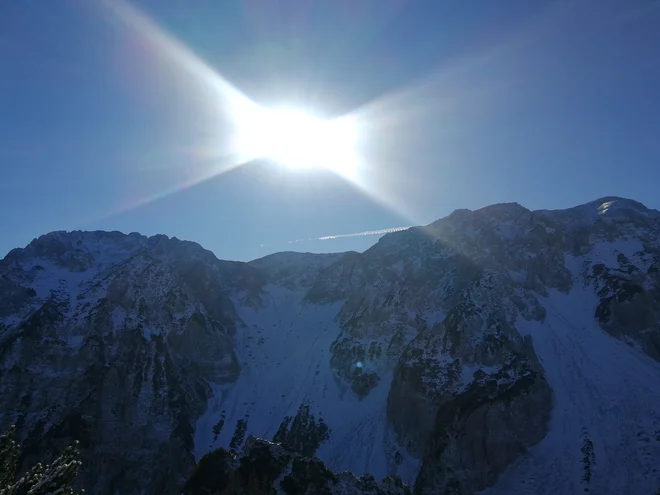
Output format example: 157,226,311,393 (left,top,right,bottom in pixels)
1,229,219,274
425,197,658,234
424,202,531,239
589,196,657,216
535,196,660,228
476,201,528,214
